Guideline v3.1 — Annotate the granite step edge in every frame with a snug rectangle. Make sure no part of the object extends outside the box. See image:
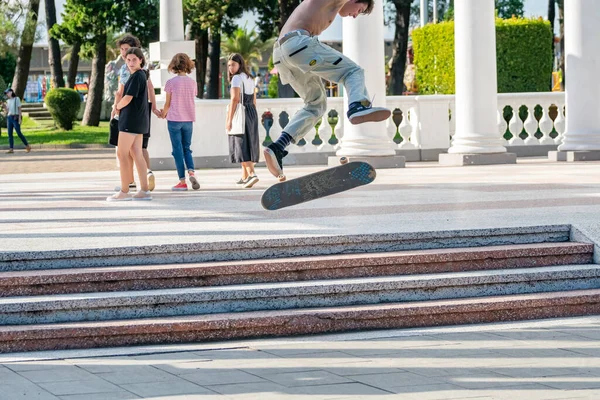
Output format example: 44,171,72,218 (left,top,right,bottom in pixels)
0,225,572,264
1,264,598,313
0,289,598,353
0,242,592,289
